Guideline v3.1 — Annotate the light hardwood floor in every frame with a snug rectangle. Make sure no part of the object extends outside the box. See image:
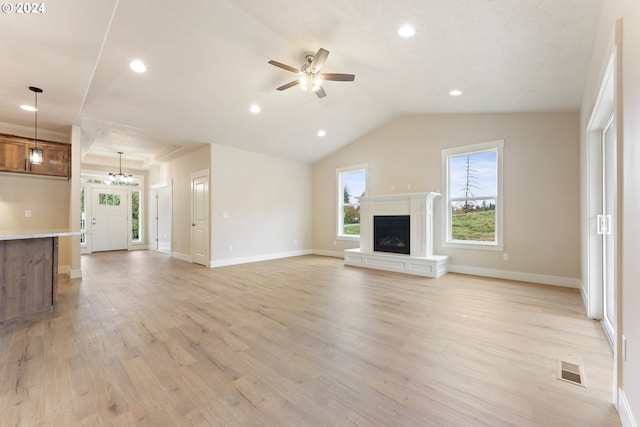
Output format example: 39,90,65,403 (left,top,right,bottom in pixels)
0,251,620,426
